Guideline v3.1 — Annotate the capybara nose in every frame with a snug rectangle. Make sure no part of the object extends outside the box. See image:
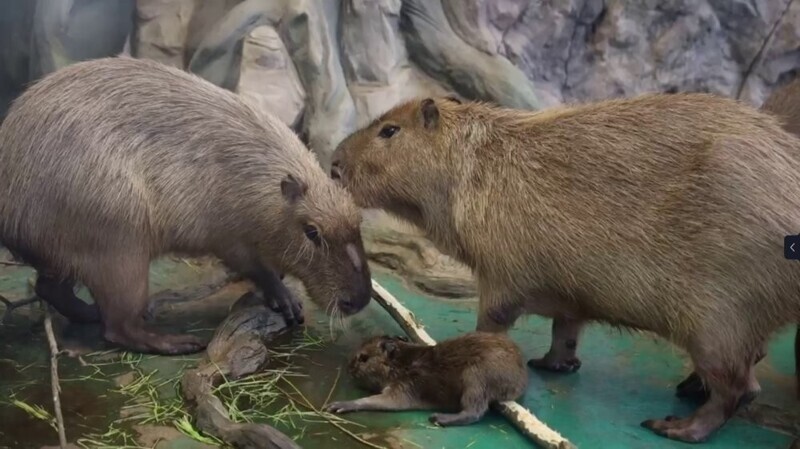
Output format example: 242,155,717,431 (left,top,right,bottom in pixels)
339,291,371,316
330,160,342,180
